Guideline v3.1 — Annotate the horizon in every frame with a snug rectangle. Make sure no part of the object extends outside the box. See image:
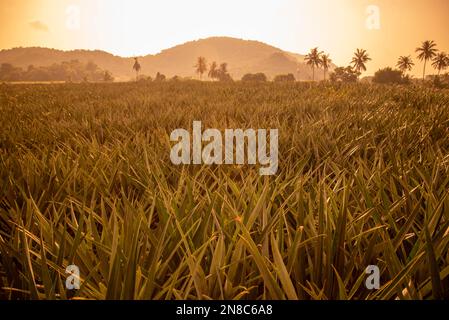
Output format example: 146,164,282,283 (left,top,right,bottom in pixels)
1,0,449,77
